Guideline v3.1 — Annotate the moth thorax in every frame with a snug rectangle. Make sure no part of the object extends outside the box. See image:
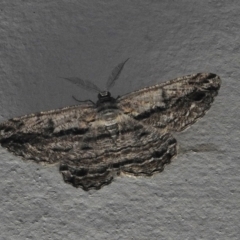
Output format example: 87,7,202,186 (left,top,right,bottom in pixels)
98,91,112,102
